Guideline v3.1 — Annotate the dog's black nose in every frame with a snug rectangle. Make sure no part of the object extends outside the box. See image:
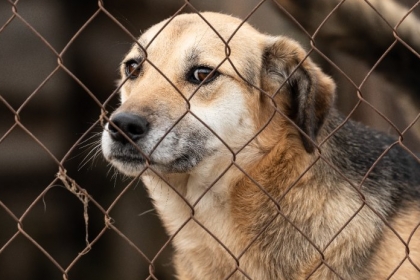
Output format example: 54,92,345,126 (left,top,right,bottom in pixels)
108,112,149,143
